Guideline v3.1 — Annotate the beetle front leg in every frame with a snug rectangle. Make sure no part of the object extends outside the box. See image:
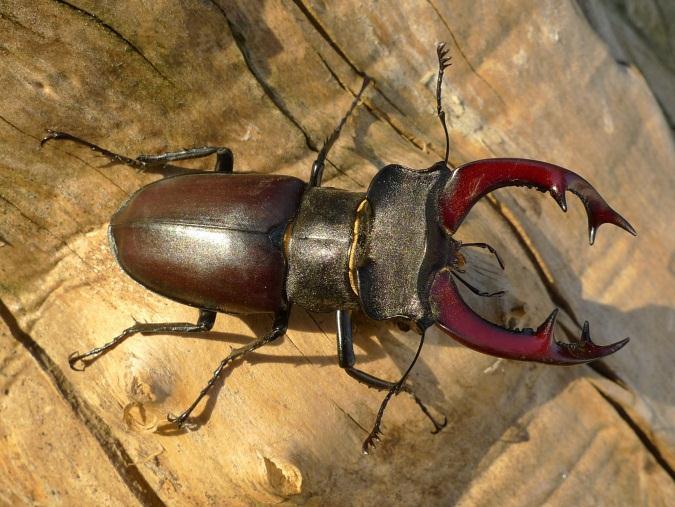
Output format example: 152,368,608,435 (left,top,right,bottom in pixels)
68,309,217,371
167,309,289,429
40,130,234,173
336,310,447,451
309,78,370,187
